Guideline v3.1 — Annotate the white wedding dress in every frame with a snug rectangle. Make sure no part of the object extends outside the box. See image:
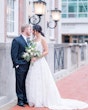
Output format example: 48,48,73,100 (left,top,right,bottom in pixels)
26,41,88,110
